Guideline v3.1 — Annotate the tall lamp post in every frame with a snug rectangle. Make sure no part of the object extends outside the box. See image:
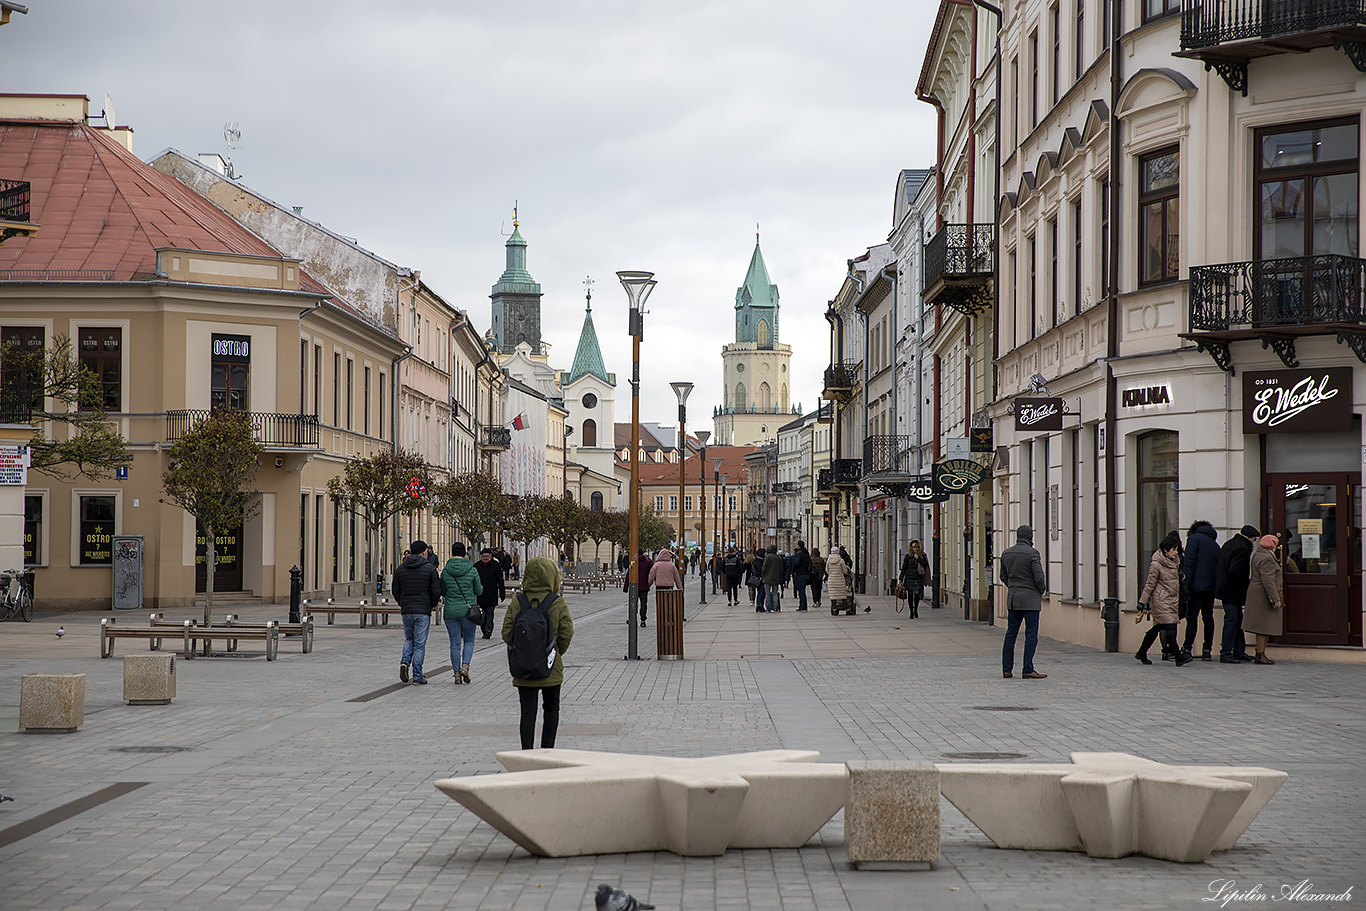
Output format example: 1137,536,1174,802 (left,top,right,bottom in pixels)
670,381,693,620
696,430,710,604
712,456,724,592
721,472,729,557
618,270,655,660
